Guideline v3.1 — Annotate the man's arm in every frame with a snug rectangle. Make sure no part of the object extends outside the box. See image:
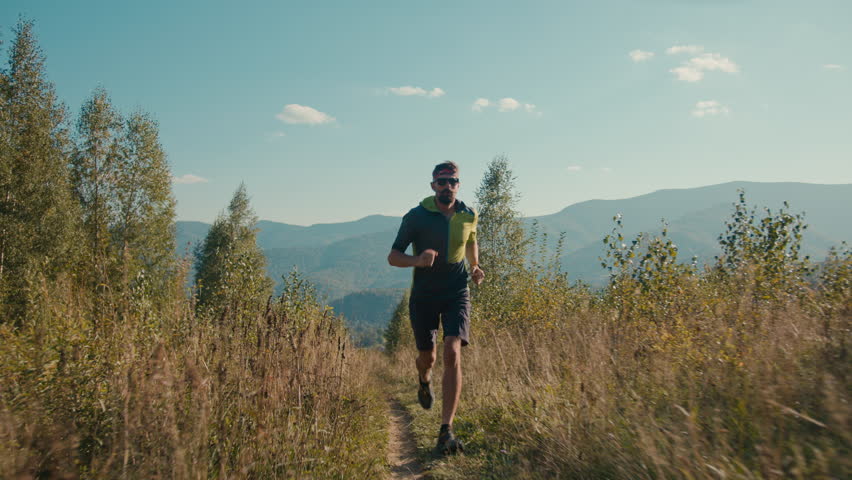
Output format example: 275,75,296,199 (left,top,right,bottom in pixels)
466,241,485,285
388,248,437,268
